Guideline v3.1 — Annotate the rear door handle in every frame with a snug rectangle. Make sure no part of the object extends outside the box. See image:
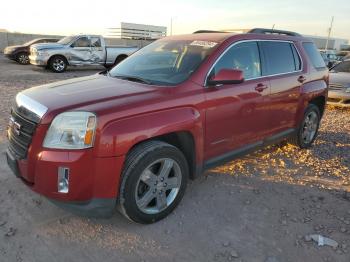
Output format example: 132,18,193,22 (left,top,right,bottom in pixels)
298,76,306,83
255,83,268,92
